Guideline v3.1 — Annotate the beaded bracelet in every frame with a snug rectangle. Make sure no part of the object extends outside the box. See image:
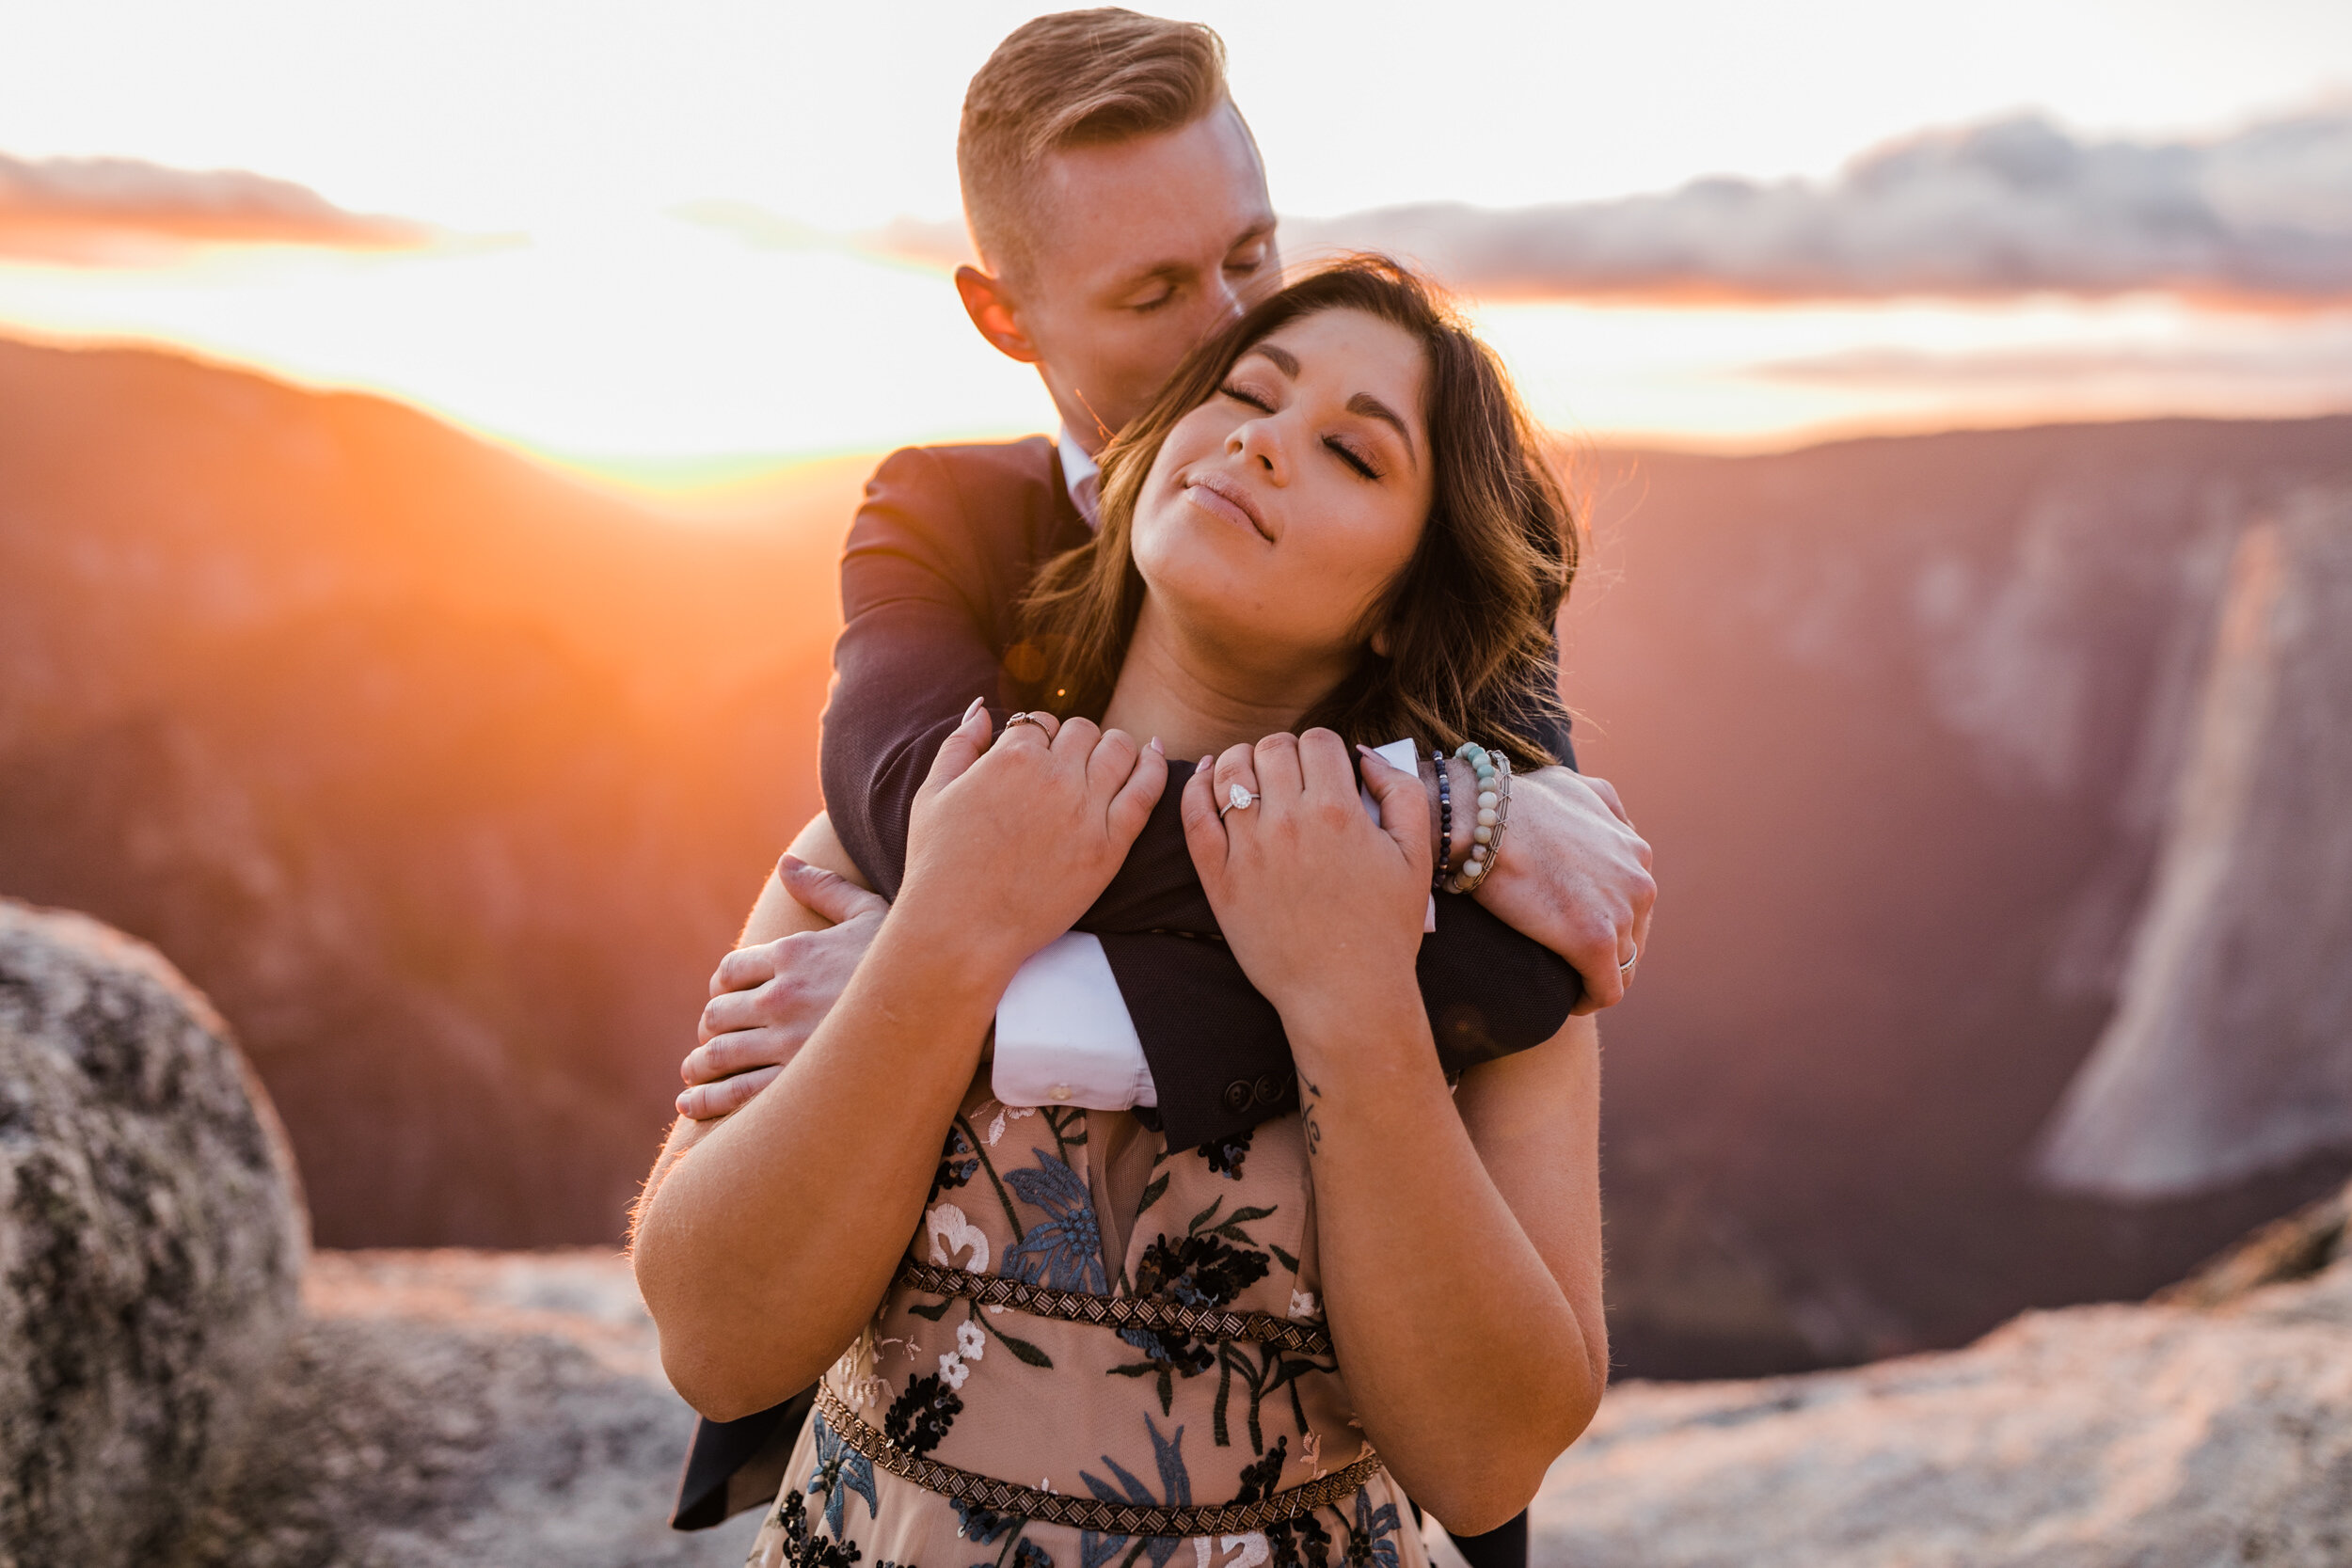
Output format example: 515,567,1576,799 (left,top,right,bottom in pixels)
1432,747,1454,893
1443,743,1512,895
